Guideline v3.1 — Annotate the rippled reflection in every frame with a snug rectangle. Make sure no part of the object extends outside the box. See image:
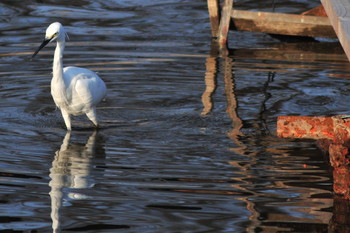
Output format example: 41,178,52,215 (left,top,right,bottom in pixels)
49,131,104,233
201,42,244,143
201,42,336,231
1,0,350,232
